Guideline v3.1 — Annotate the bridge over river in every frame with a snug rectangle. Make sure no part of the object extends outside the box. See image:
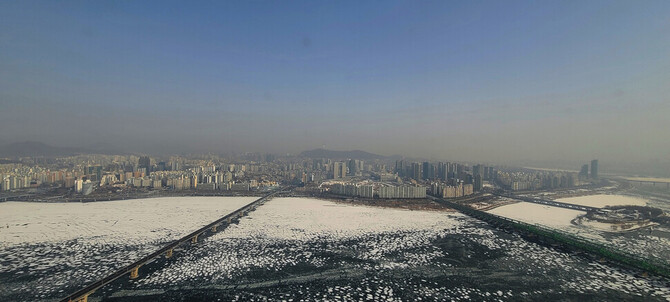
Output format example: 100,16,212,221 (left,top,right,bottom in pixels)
61,187,289,302
492,192,598,212
0,193,37,202
428,195,670,278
